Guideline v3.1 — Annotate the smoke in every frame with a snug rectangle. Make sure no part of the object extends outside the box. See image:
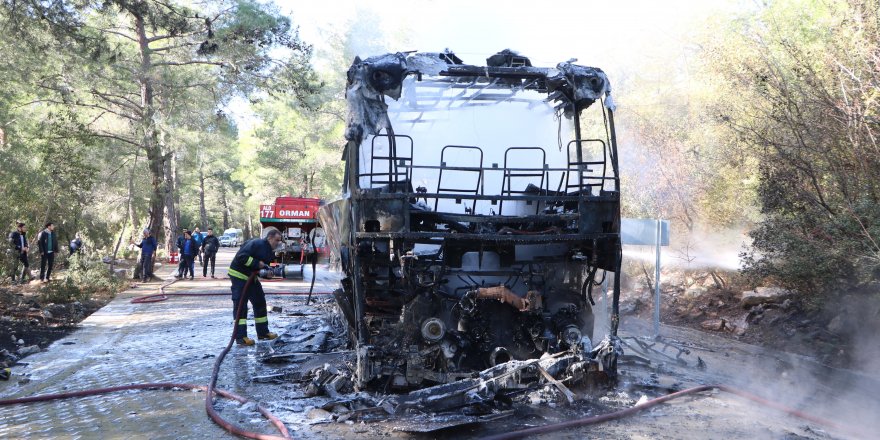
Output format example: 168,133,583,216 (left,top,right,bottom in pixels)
728,333,880,439
811,290,880,436
620,221,880,436
623,225,749,271
621,305,880,439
